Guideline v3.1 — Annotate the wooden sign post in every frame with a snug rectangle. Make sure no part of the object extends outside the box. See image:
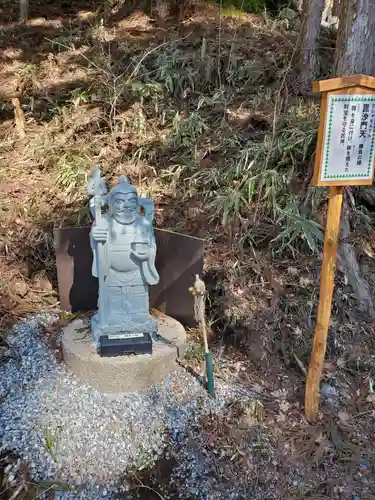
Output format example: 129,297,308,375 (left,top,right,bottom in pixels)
305,75,375,422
